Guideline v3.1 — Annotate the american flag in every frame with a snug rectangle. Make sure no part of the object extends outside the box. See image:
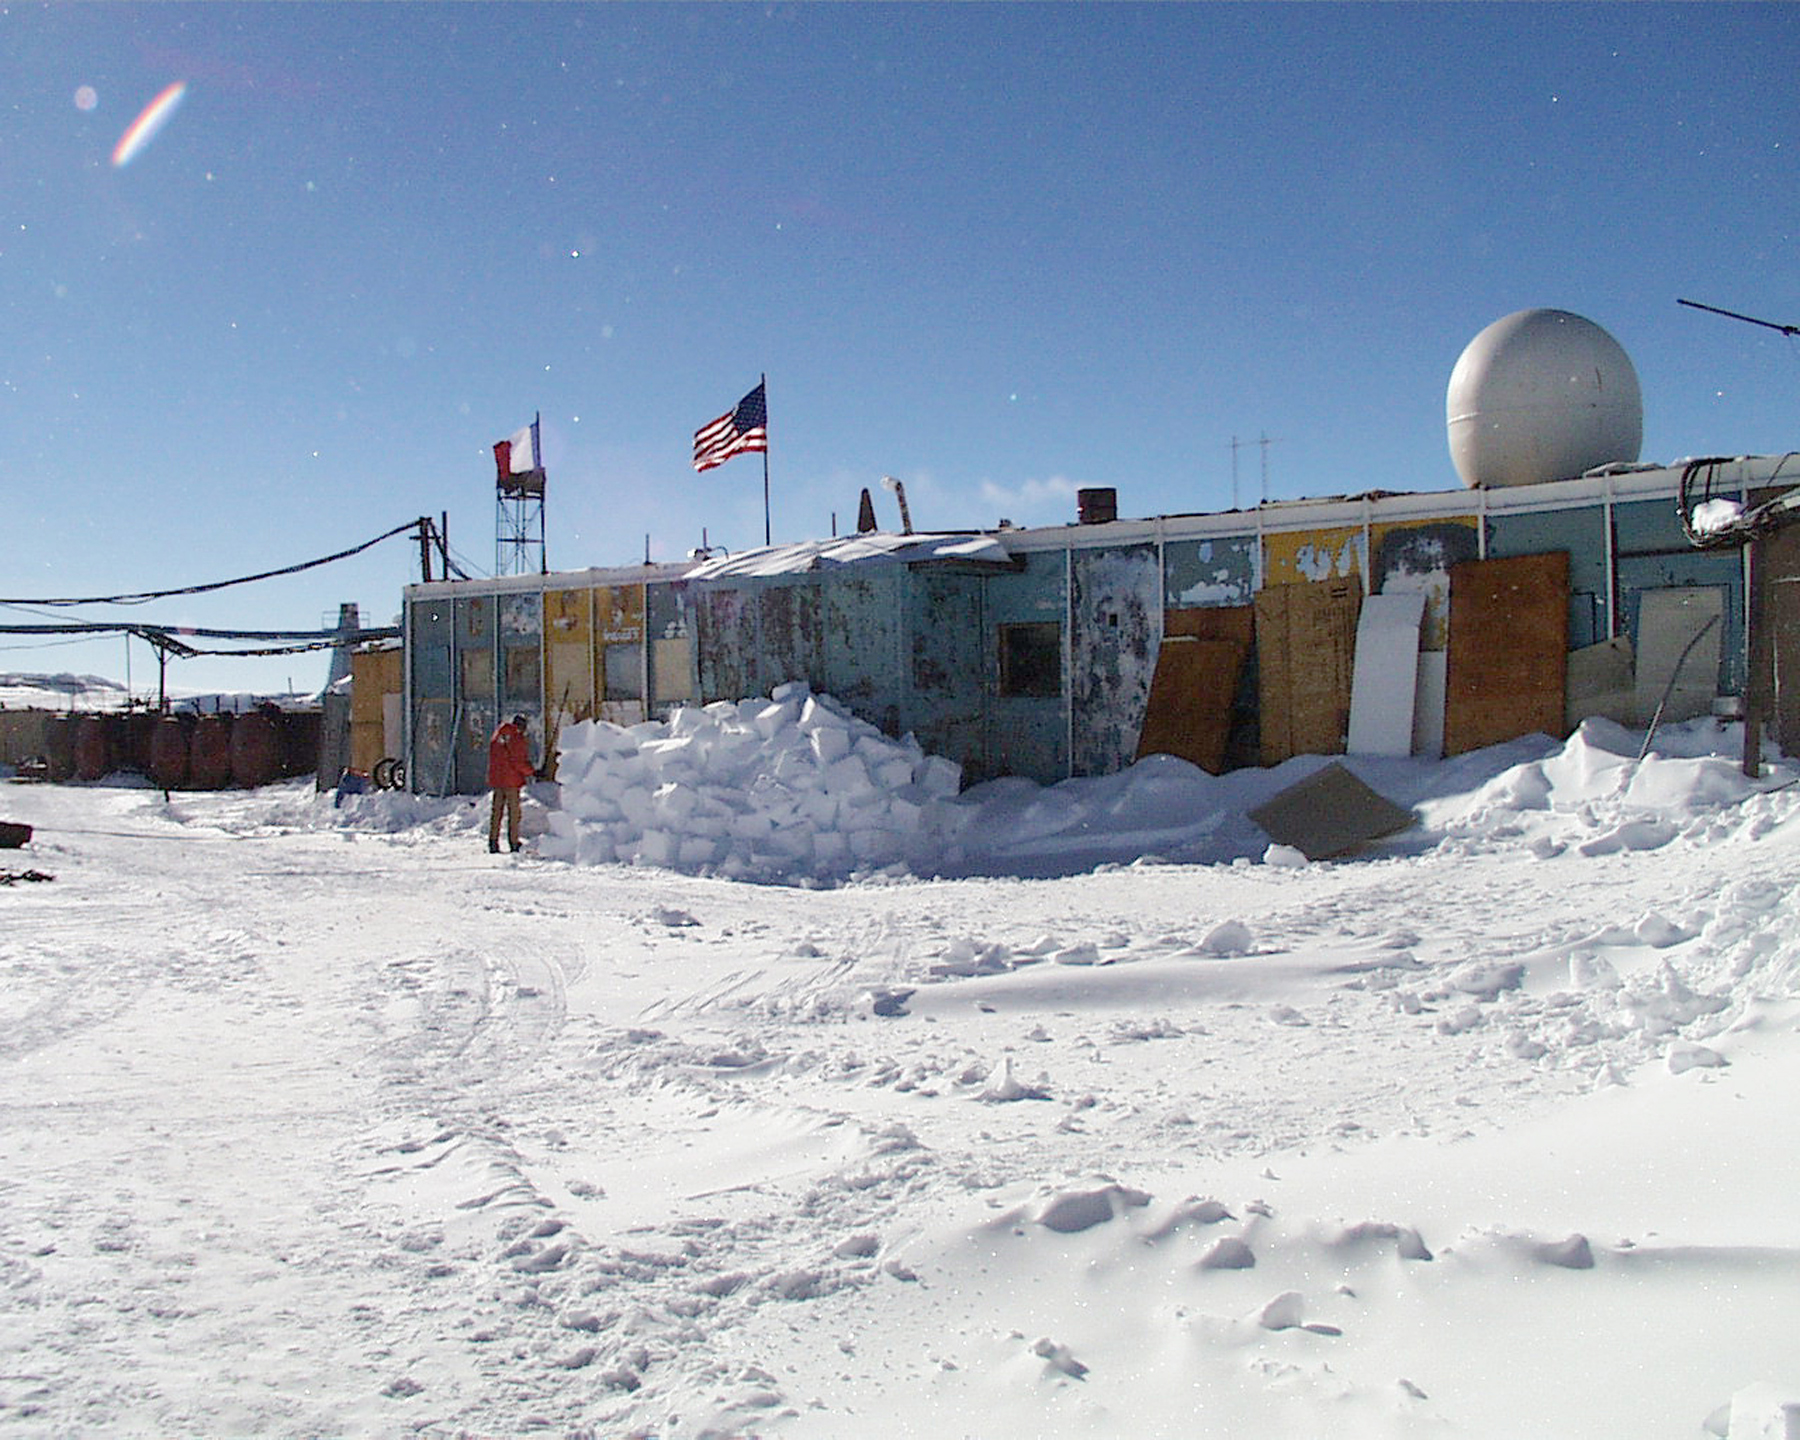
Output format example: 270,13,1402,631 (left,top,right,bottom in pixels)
692,382,768,472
